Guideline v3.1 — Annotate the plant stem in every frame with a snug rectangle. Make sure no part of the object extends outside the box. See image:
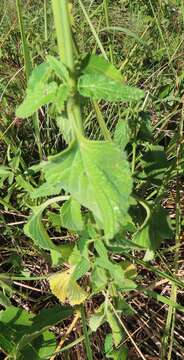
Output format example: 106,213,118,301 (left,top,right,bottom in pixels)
103,0,114,63
16,0,32,81
51,0,74,72
131,143,136,174
44,0,48,42
92,100,111,141
162,98,184,360
51,0,84,138
78,0,107,60
16,0,42,159
80,305,93,360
